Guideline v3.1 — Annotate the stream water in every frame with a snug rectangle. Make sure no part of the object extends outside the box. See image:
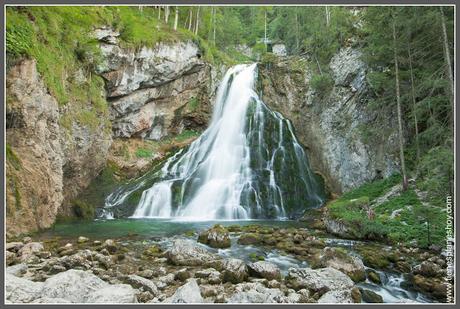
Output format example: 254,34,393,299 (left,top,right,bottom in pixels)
42,219,433,304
